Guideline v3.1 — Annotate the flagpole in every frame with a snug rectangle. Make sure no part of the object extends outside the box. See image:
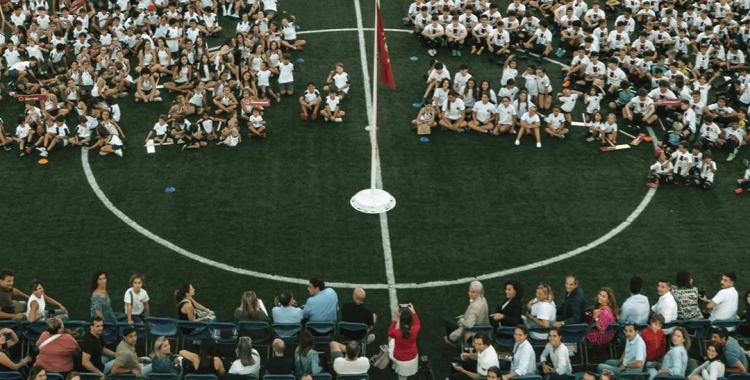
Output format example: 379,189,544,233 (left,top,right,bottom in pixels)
369,0,379,191
350,0,396,214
